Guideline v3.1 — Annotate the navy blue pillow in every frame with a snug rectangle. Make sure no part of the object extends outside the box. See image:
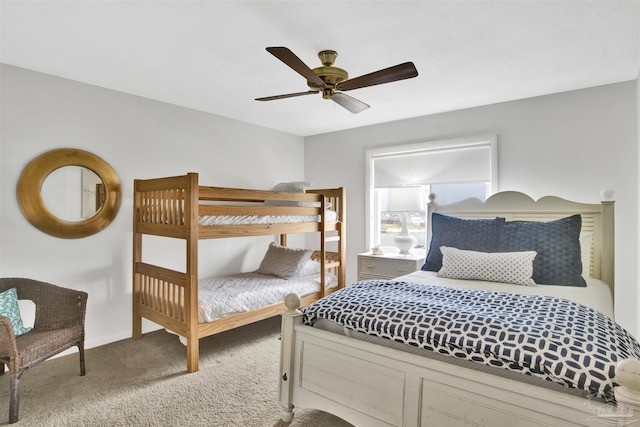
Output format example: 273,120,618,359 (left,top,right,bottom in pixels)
498,214,585,287
422,213,505,271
